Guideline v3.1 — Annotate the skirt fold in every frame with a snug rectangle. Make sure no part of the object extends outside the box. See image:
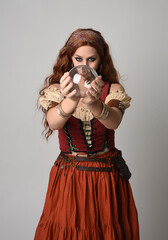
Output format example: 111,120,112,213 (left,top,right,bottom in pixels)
34,151,139,239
